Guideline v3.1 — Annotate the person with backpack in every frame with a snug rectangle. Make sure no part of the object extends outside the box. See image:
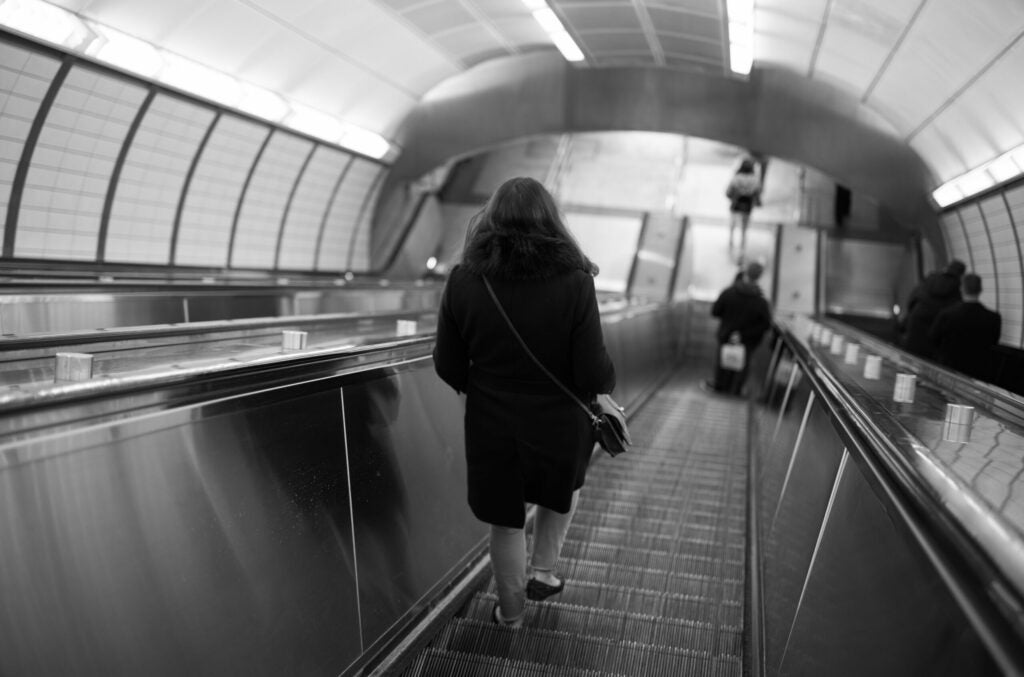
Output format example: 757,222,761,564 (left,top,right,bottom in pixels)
726,159,762,261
